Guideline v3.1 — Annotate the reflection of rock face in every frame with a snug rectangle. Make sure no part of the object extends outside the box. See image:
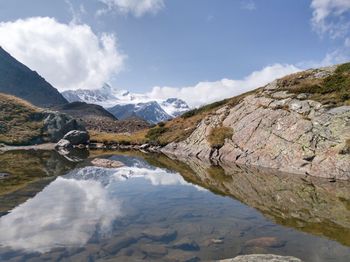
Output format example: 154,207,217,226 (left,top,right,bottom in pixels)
0,177,121,253
157,156,350,247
